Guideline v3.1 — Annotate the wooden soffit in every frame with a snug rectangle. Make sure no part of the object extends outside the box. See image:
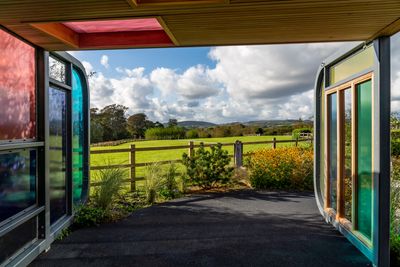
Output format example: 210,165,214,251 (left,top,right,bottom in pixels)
0,0,400,50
